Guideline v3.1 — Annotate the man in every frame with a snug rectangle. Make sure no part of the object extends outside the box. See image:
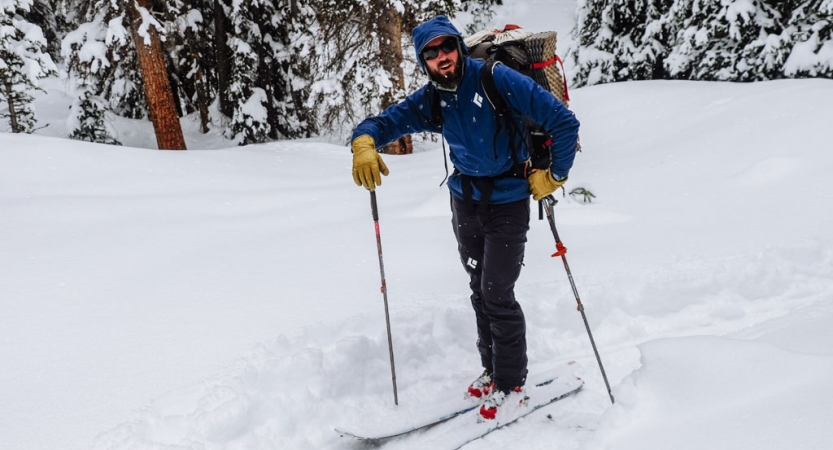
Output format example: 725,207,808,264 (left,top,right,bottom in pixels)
350,16,579,420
